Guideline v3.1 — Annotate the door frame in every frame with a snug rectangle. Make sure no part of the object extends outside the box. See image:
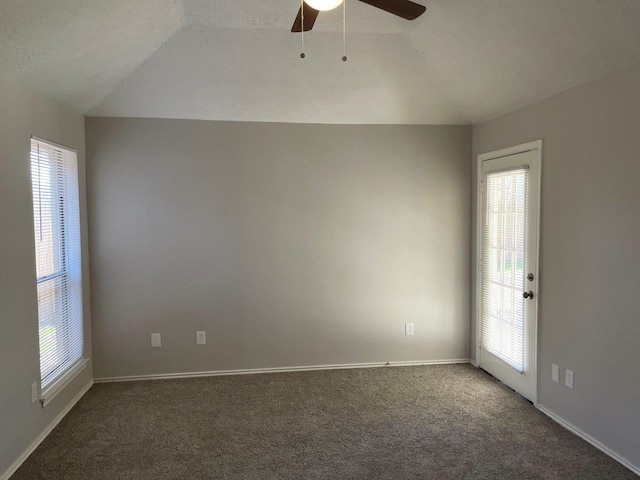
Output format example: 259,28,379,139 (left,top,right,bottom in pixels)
475,139,542,404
